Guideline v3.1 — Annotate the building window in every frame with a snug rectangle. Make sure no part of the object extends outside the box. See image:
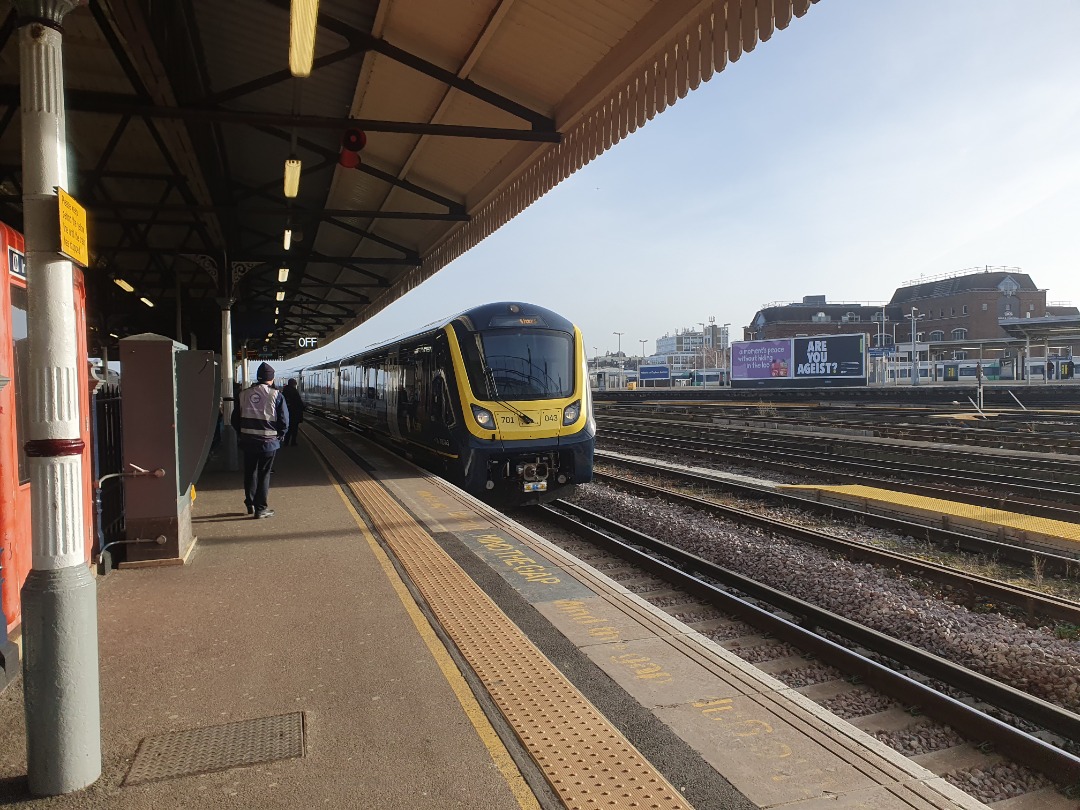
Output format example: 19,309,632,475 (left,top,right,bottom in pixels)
982,303,988,311
928,331,945,341
940,309,944,317
951,328,967,340
1025,312,1031,319
811,312,830,323
1029,304,1035,311
962,305,968,315
950,307,955,316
